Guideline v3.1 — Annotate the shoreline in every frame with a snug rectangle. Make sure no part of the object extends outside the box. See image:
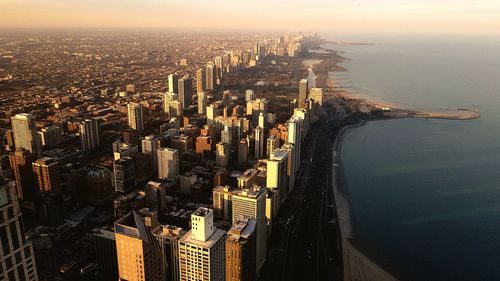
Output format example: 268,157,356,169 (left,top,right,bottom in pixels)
332,121,399,281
